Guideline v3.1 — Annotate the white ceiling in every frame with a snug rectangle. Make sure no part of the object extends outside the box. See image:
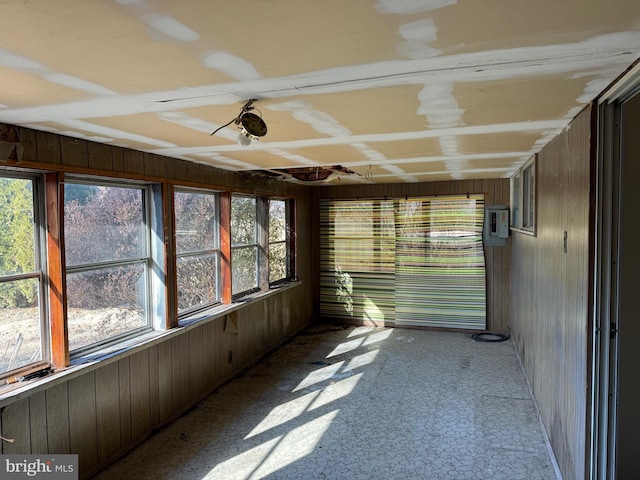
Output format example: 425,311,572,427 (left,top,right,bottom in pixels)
0,0,638,184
